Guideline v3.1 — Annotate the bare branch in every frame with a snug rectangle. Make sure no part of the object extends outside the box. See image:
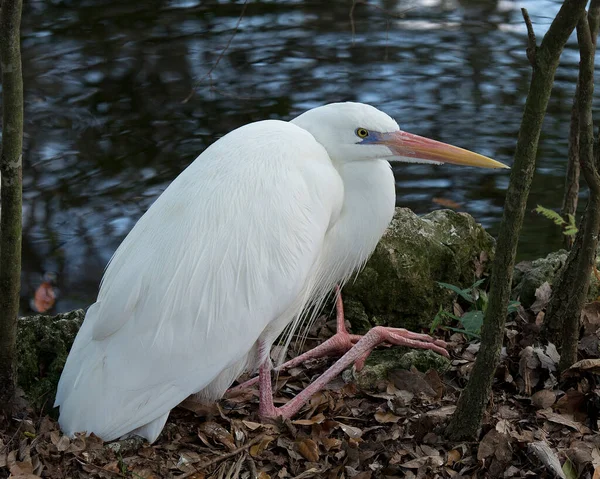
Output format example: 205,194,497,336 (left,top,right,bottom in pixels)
182,0,249,104
521,8,537,66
